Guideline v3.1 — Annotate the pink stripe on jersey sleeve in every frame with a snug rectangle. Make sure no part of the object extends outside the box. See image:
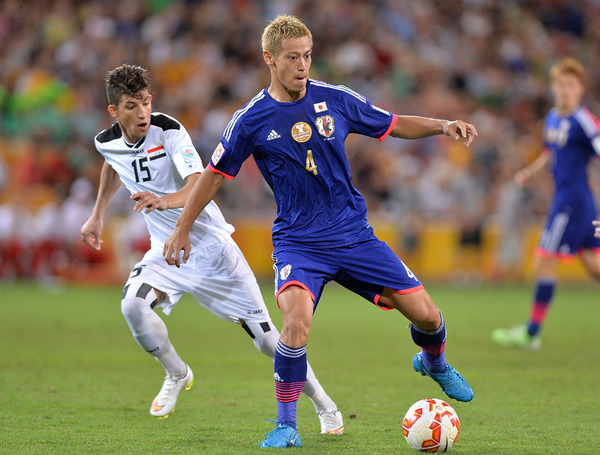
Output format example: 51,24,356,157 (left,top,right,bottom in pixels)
378,114,398,142
207,163,235,180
